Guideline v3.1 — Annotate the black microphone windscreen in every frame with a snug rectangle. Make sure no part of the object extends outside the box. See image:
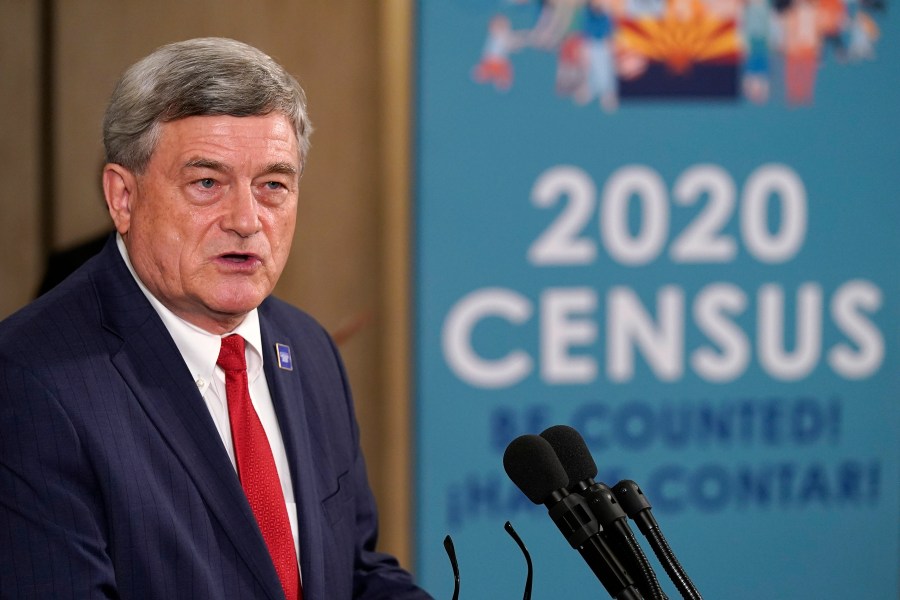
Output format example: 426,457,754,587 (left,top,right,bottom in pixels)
503,435,569,504
540,425,598,484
